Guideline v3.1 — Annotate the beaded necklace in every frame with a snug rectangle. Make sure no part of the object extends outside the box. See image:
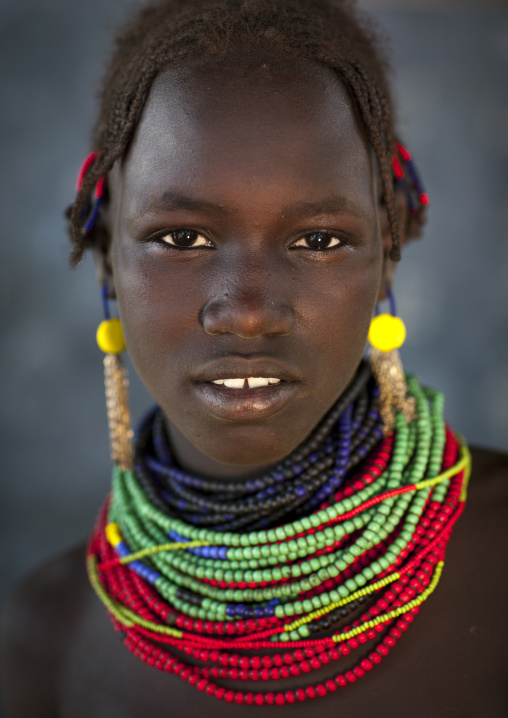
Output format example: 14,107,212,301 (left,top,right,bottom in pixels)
87,363,470,706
